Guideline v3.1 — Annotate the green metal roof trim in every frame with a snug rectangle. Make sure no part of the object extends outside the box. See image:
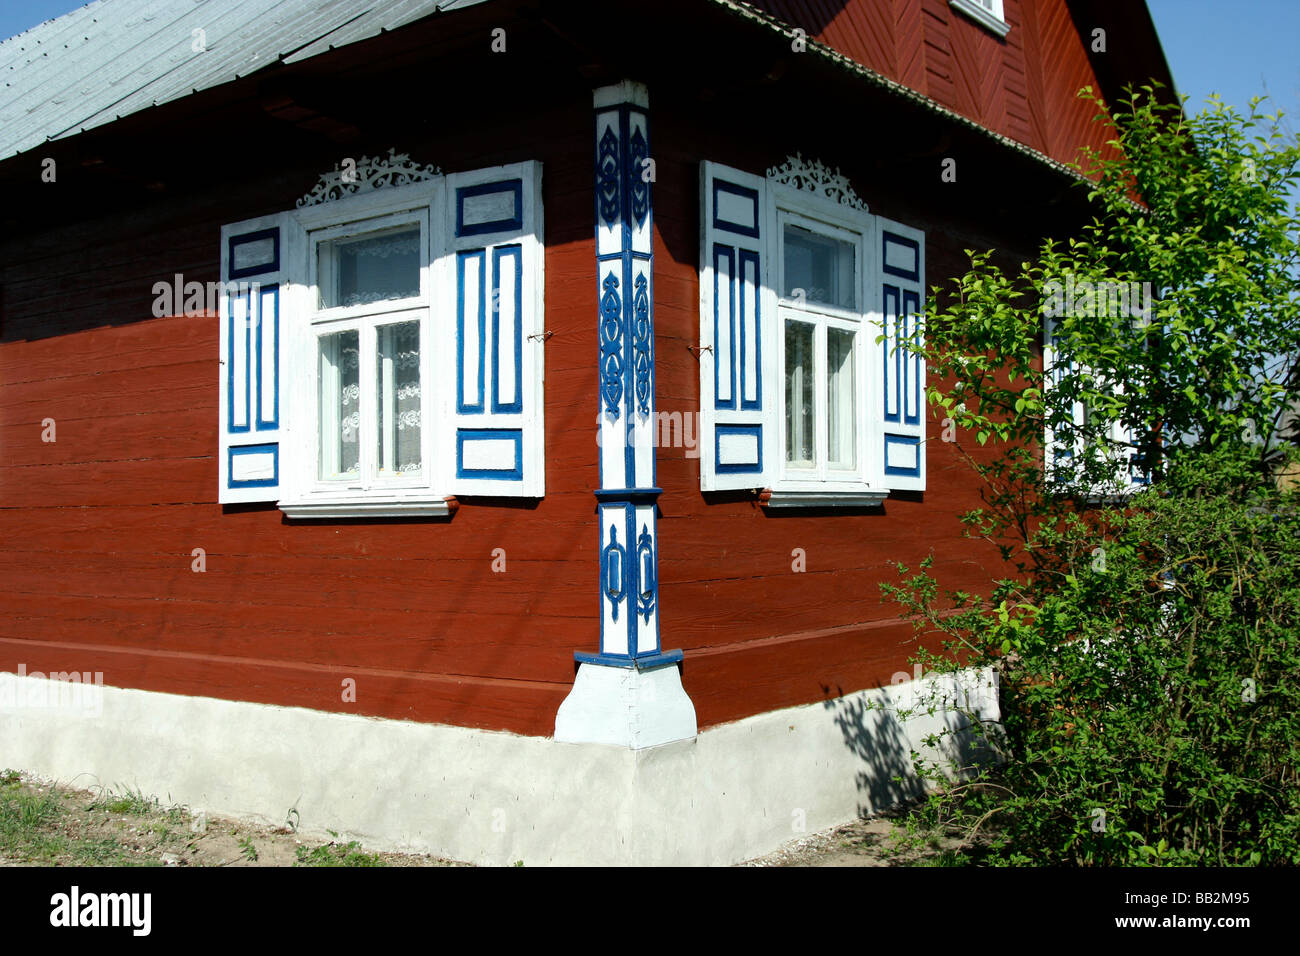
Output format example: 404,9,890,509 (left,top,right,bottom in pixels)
706,0,1093,186
0,0,491,161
